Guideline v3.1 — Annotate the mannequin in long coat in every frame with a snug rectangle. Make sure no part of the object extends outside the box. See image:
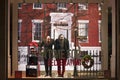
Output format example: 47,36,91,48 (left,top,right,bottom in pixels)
54,34,69,77
39,36,54,77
